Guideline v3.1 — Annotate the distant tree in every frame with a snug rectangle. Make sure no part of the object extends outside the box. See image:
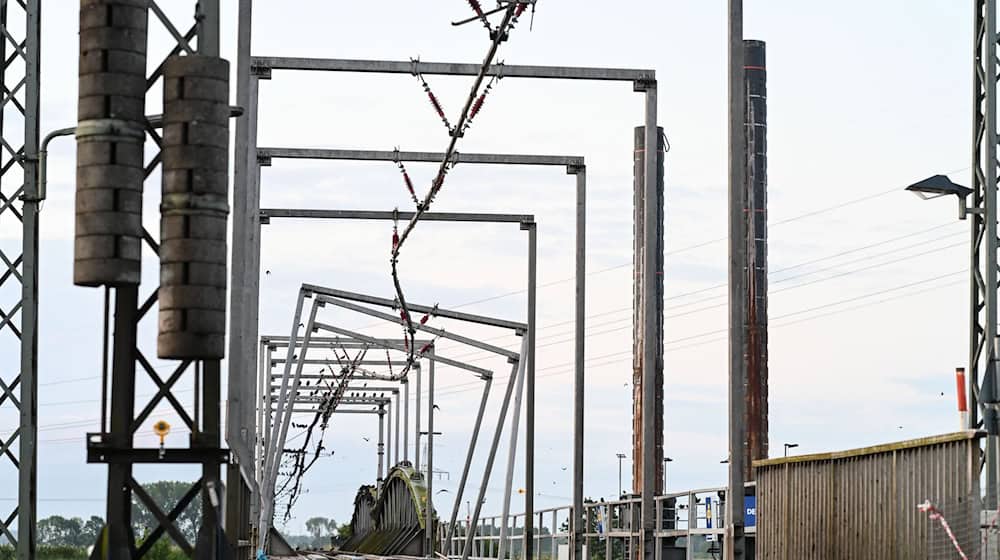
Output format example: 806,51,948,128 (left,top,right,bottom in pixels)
305,516,337,548
38,515,82,546
131,481,202,547
81,515,104,546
